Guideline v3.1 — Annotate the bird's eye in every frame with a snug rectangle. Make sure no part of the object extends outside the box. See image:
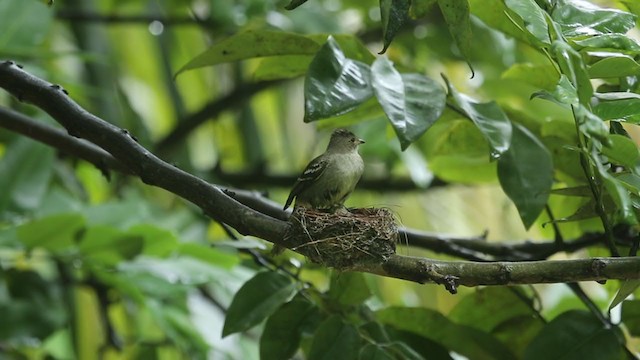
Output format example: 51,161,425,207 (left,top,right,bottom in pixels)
351,137,355,142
